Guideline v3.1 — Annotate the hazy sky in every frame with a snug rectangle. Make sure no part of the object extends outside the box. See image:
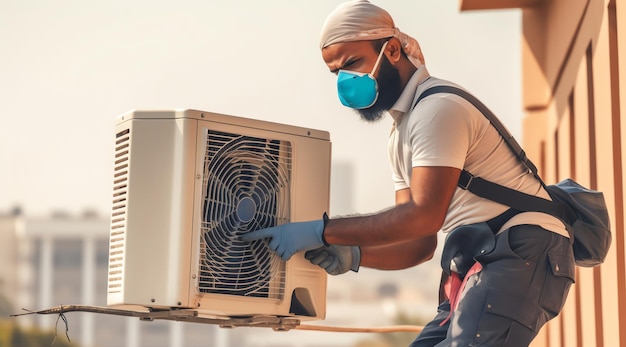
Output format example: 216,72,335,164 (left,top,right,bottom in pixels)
0,0,522,217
